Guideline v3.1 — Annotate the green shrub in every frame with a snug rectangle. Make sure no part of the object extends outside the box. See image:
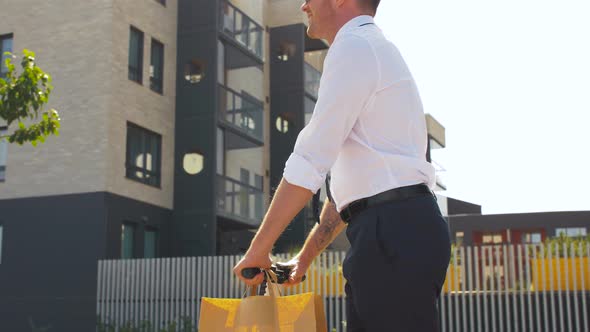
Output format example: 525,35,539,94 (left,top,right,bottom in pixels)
97,316,197,332
530,234,590,258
